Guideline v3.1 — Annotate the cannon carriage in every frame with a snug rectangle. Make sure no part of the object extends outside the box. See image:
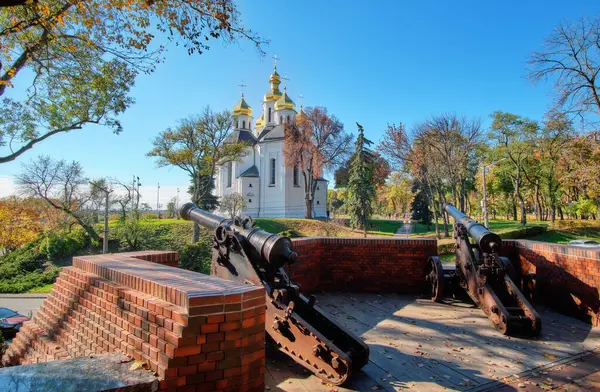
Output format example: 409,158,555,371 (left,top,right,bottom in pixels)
426,203,542,337
179,203,369,385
